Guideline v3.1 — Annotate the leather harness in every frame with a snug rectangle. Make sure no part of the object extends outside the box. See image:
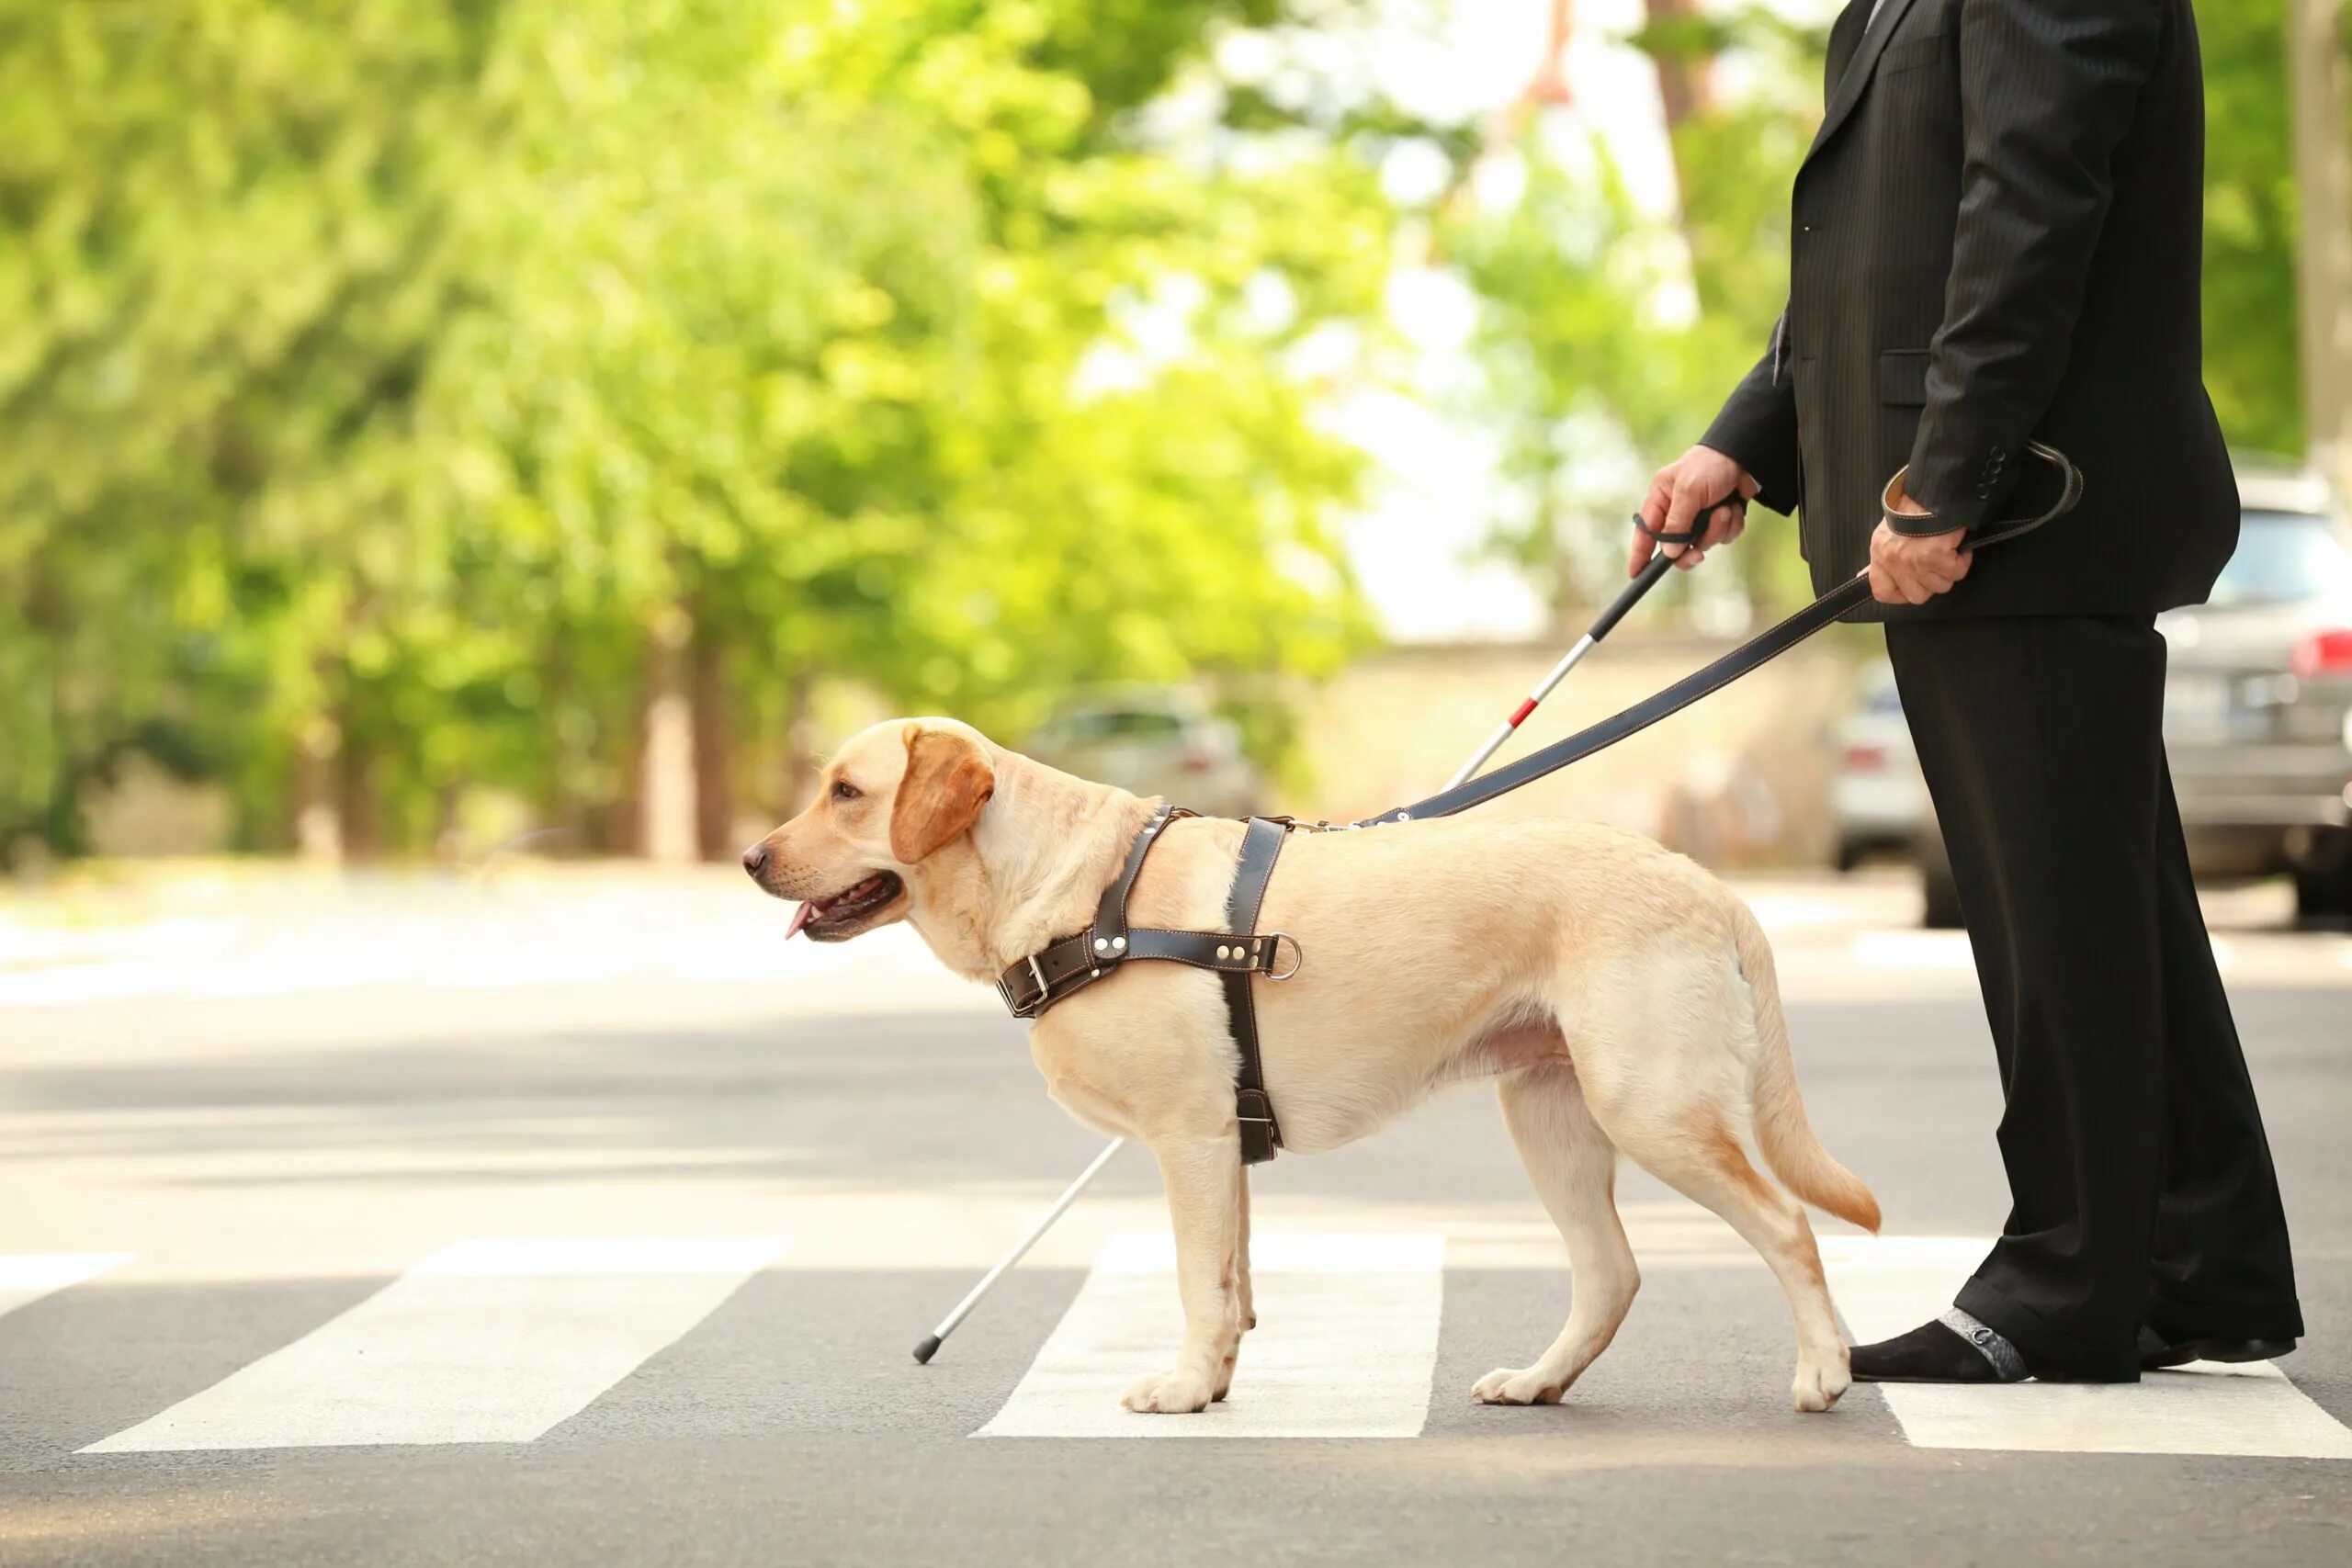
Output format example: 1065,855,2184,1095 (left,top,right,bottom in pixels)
994,444,2086,1168
995,806,1300,1165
